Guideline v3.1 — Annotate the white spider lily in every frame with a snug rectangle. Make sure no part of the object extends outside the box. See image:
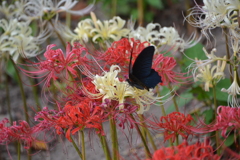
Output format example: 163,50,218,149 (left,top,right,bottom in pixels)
157,27,197,52
90,16,130,43
80,65,165,114
25,0,94,21
221,70,240,107
194,59,226,91
0,19,49,61
74,19,94,43
128,23,161,44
